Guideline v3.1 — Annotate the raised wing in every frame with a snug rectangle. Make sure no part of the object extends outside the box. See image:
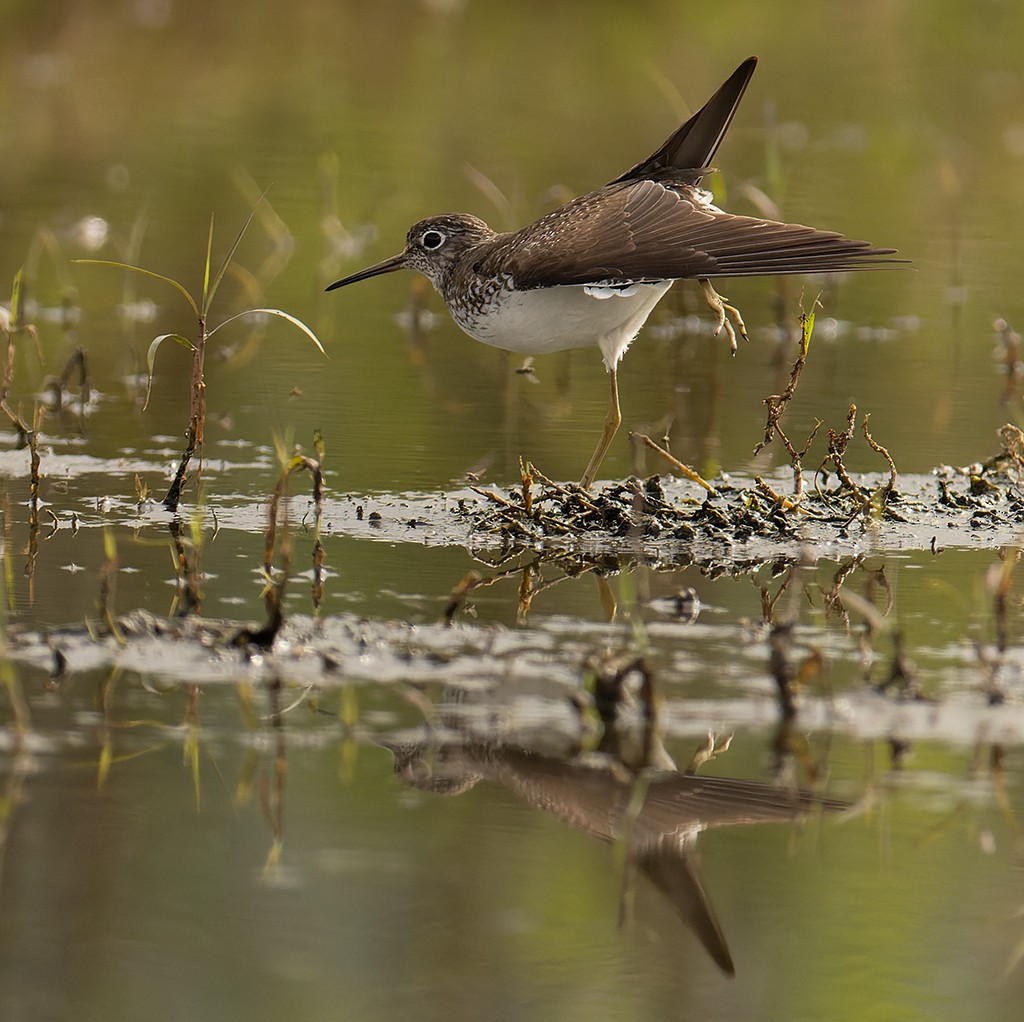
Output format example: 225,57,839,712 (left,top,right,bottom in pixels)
609,55,758,186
